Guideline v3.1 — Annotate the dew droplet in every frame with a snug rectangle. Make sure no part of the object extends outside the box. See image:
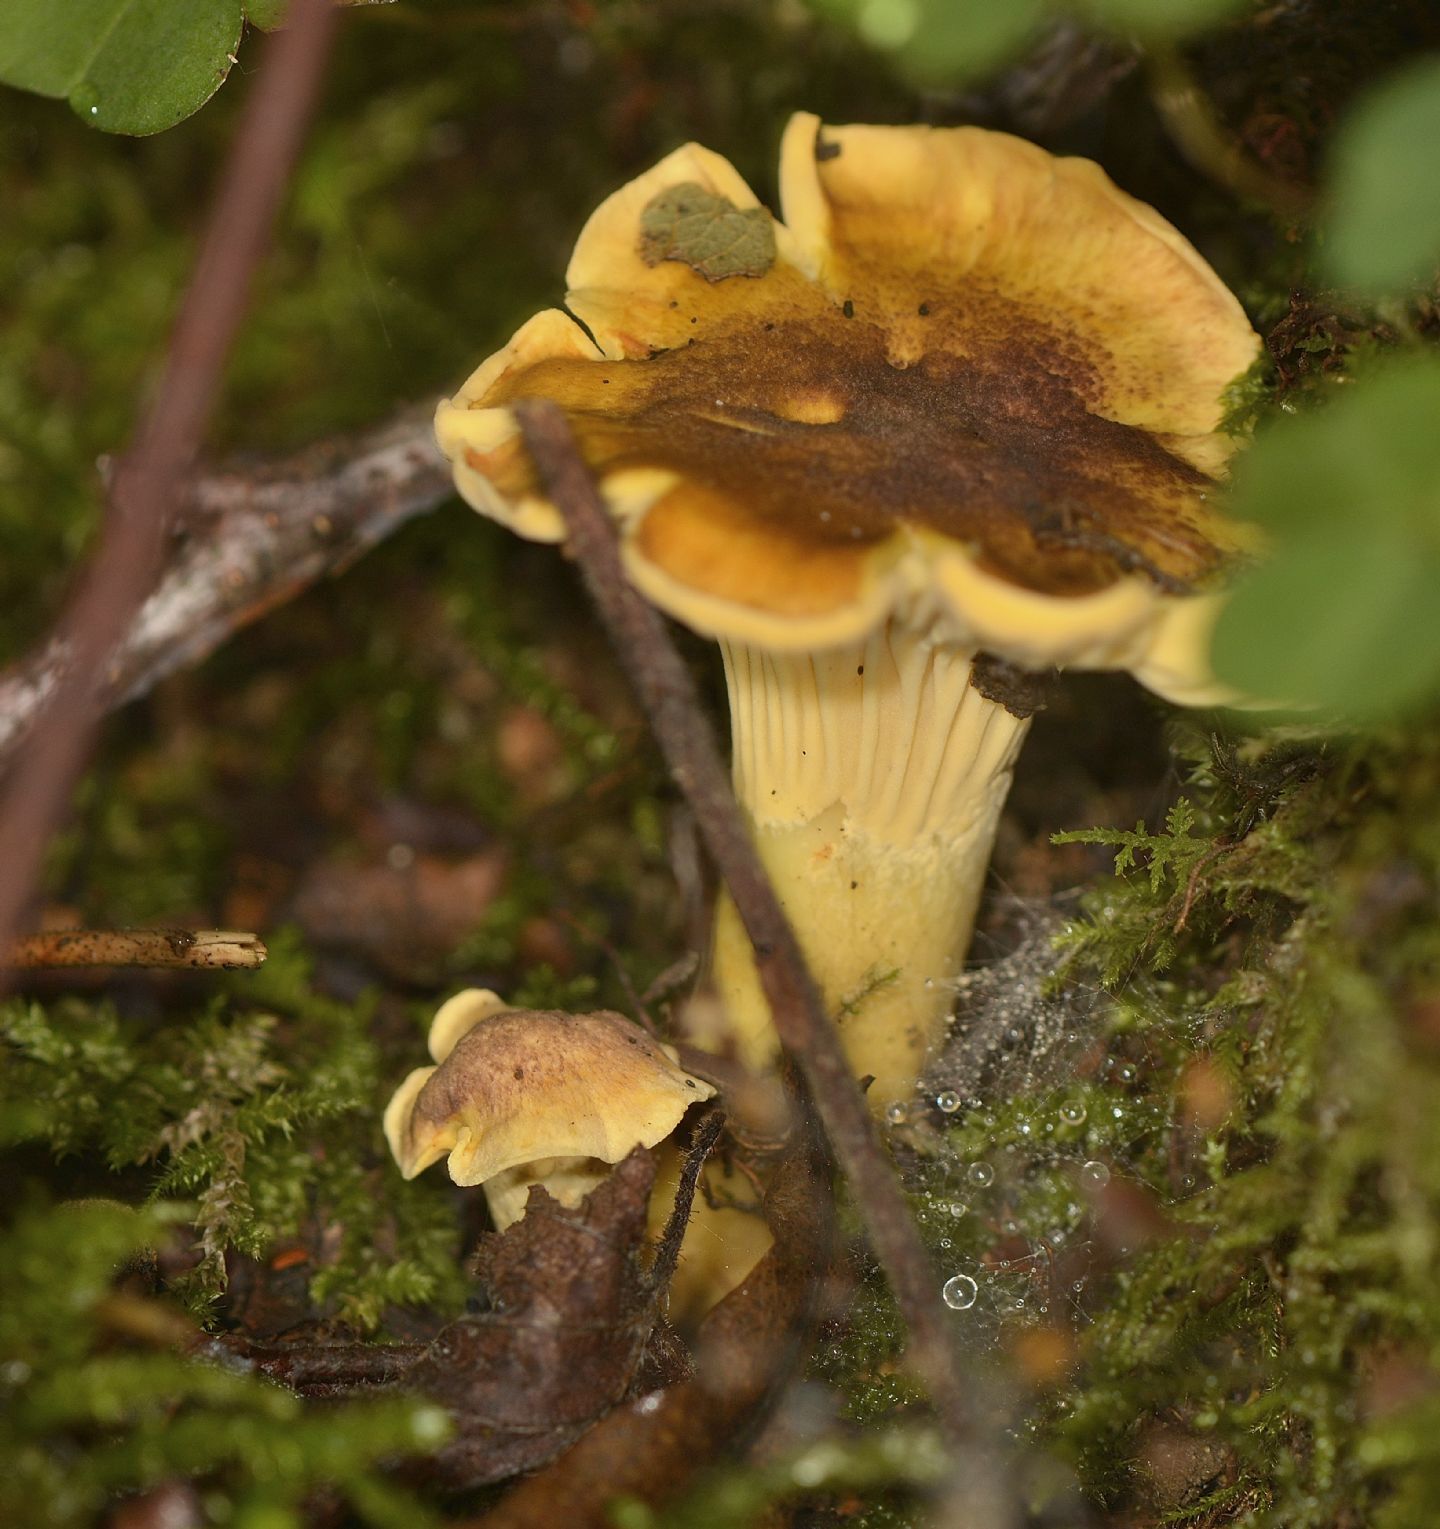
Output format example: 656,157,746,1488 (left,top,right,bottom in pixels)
1080,1160,1111,1189
967,1161,995,1188
884,1101,908,1126
942,1273,979,1310
936,1090,961,1114
1059,1099,1086,1125
947,1201,968,1218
